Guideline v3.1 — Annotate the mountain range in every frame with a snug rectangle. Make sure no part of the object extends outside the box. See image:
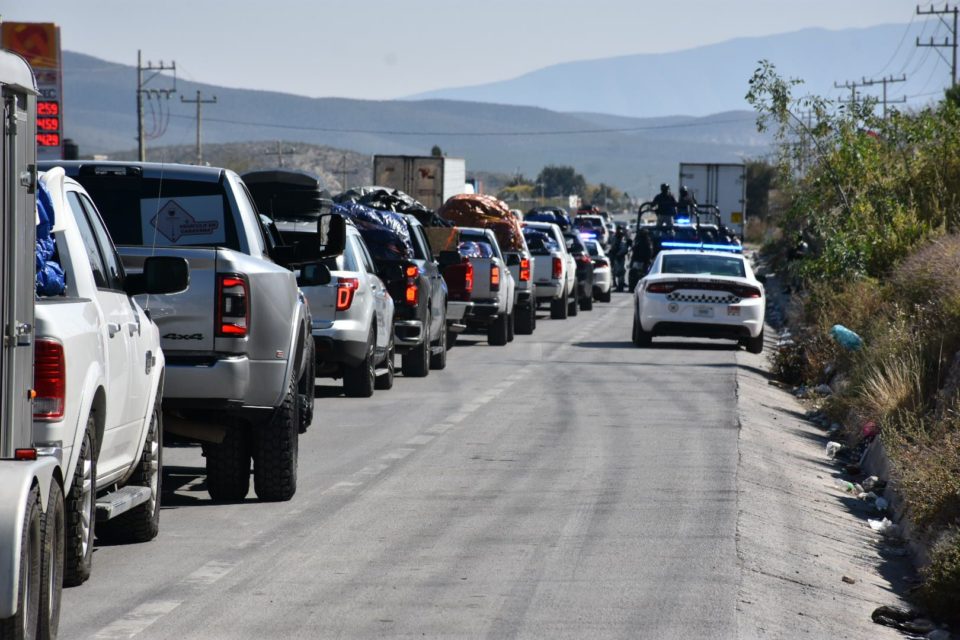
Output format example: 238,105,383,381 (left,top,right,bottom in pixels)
407,23,941,118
